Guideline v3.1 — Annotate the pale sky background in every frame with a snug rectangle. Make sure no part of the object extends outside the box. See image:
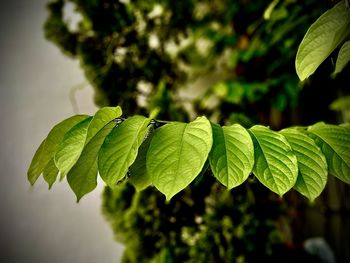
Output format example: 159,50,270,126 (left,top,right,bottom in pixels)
0,0,123,262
